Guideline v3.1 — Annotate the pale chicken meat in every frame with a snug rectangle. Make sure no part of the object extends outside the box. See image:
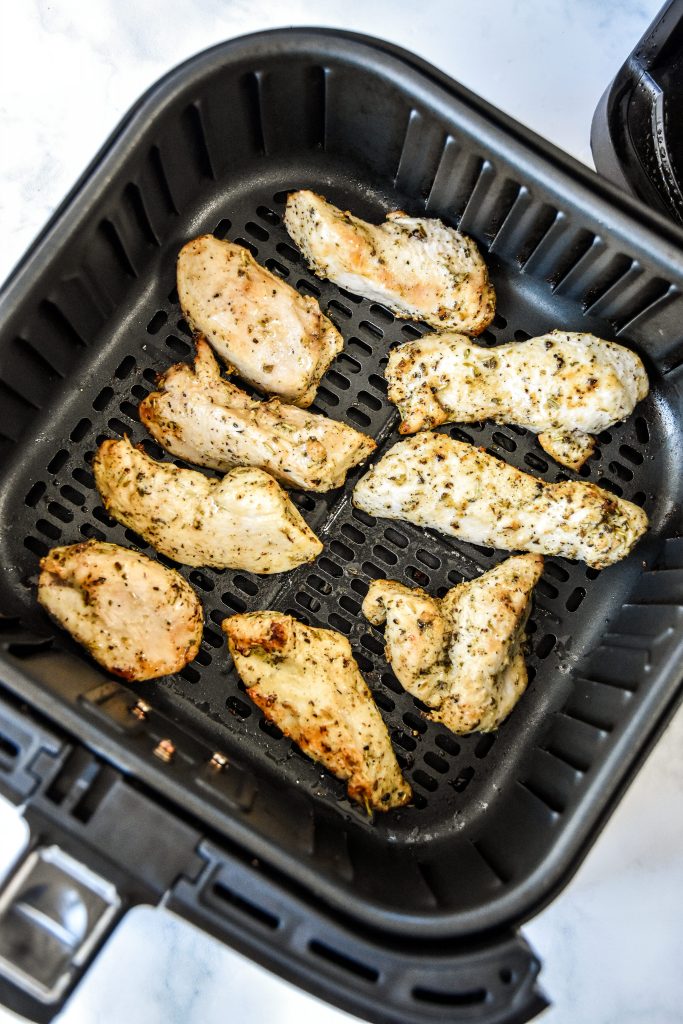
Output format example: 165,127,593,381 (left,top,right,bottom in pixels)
284,190,495,334
139,339,375,491
353,432,648,569
386,329,649,470
363,554,543,734
92,438,322,573
37,541,202,681
177,235,343,406
223,612,411,811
